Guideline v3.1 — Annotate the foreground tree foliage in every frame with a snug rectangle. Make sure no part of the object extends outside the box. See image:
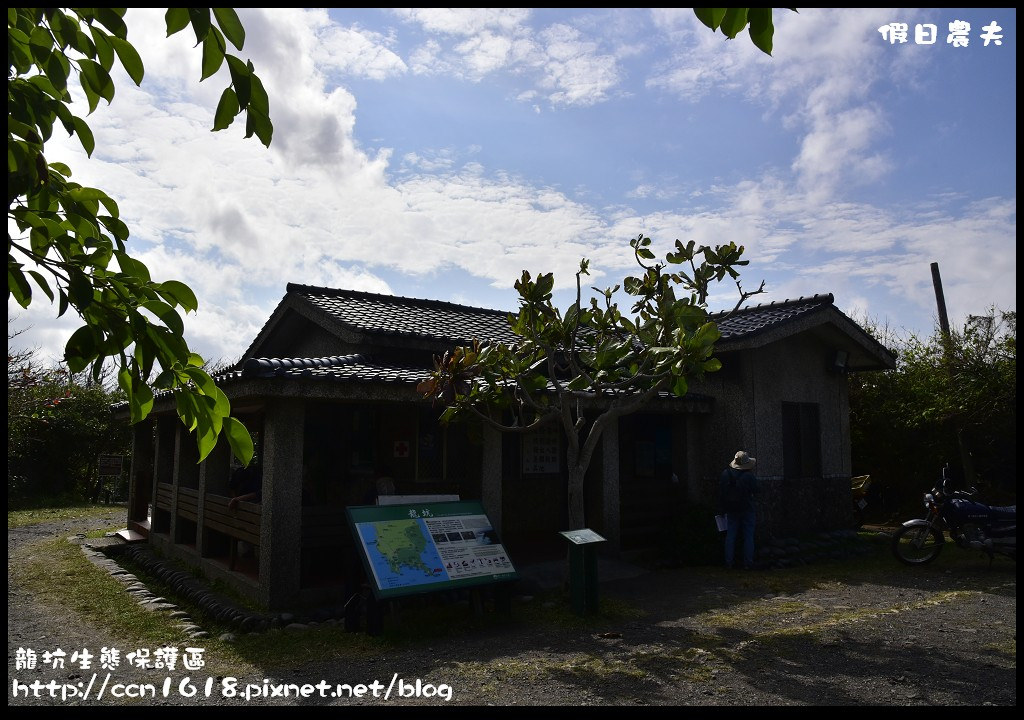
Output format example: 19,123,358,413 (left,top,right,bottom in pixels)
8,8,271,467
420,235,764,529
693,7,798,56
849,309,1017,509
